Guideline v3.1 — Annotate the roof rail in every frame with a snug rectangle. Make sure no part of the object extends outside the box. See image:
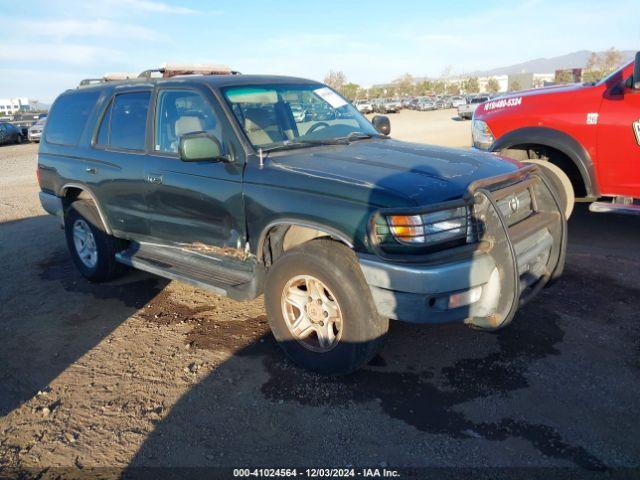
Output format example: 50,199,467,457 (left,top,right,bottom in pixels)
78,72,140,86
79,64,240,87
138,62,239,79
